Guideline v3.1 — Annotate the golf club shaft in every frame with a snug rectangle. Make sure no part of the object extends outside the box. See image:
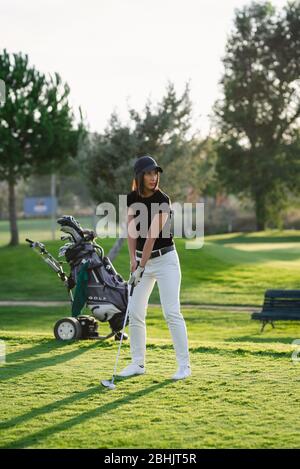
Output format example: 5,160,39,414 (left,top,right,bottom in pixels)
110,282,135,384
